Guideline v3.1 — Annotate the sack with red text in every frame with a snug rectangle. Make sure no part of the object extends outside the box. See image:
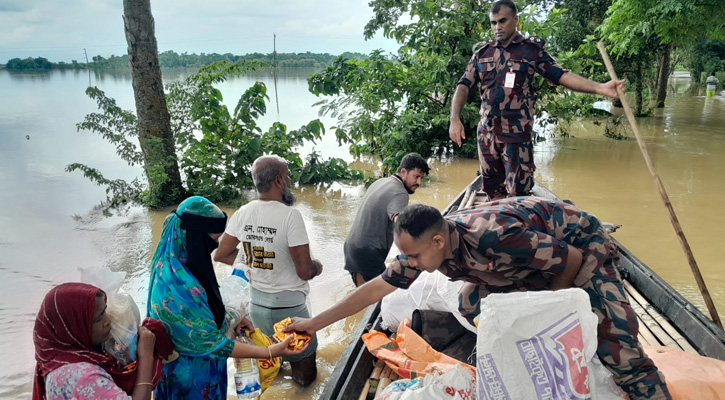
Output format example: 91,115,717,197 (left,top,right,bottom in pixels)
476,288,627,400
